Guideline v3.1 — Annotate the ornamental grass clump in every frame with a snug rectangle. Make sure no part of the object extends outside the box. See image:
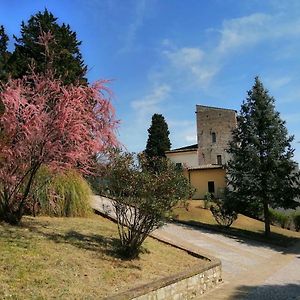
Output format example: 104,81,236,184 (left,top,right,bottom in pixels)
269,209,290,229
292,212,300,232
30,168,92,217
